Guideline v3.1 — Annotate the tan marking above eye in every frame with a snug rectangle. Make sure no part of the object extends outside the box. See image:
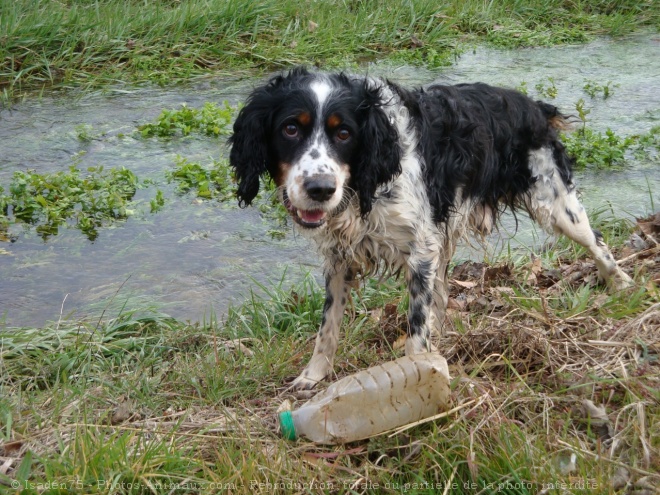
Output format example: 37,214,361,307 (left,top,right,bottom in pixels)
297,112,311,126
326,114,342,129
